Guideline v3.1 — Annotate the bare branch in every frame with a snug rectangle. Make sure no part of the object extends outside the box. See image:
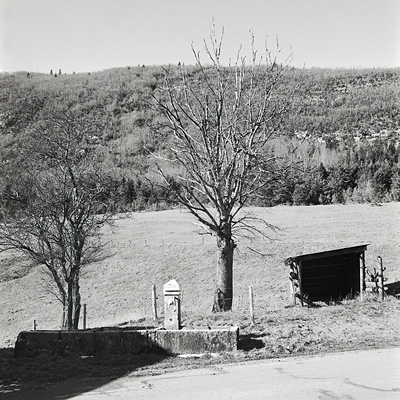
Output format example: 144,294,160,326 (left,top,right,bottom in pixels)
150,26,299,311
0,111,113,329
